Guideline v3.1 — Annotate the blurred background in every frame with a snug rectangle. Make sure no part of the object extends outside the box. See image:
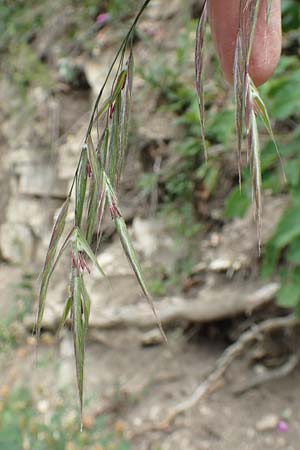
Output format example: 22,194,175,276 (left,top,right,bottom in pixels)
0,0,299,449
